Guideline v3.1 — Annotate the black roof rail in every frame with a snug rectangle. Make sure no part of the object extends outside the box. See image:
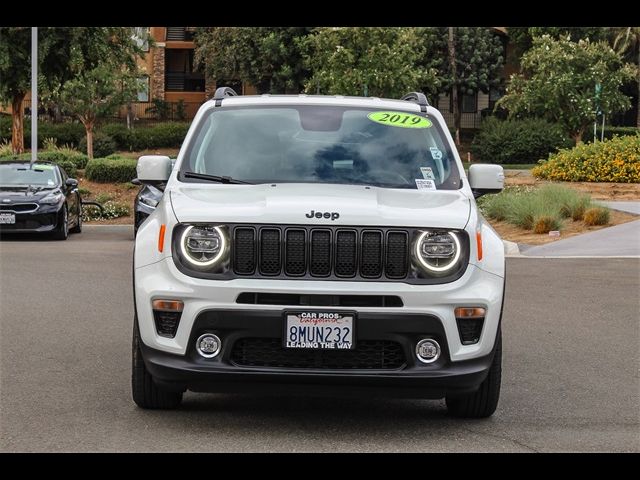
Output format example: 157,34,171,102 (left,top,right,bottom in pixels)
401,92,429,112
213,86,238,106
